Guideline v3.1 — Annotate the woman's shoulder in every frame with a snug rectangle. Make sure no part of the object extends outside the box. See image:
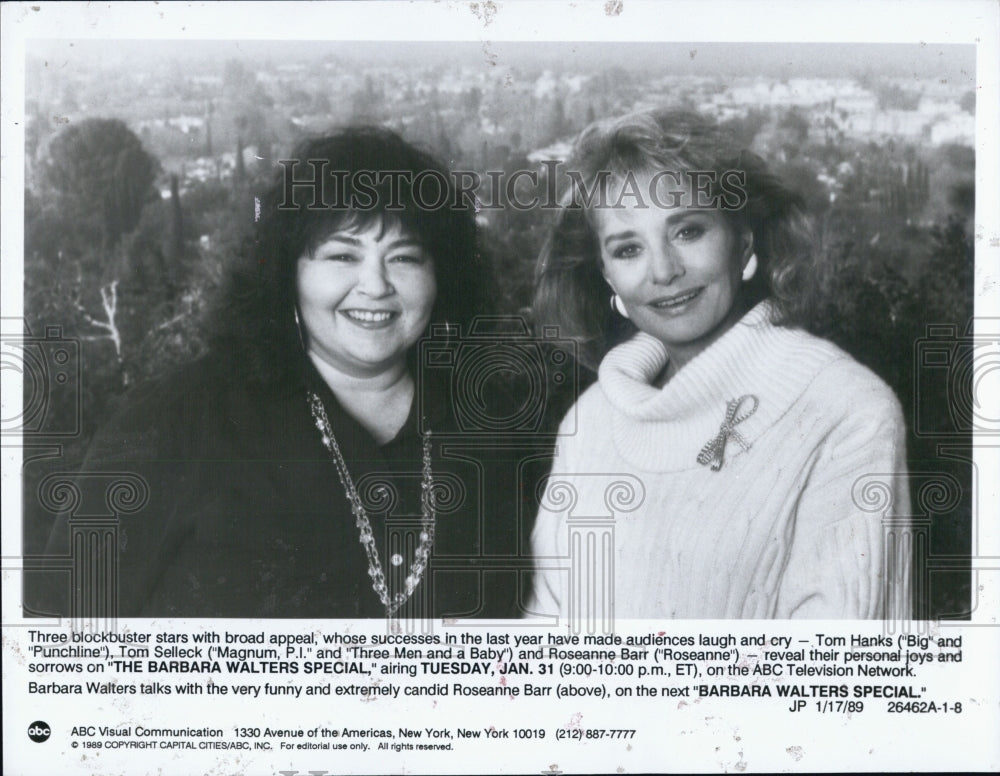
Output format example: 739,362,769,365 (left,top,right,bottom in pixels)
110,356,234,420
551,378,610,441
86,354,261,462
578,377,611,412
785,329,904,423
